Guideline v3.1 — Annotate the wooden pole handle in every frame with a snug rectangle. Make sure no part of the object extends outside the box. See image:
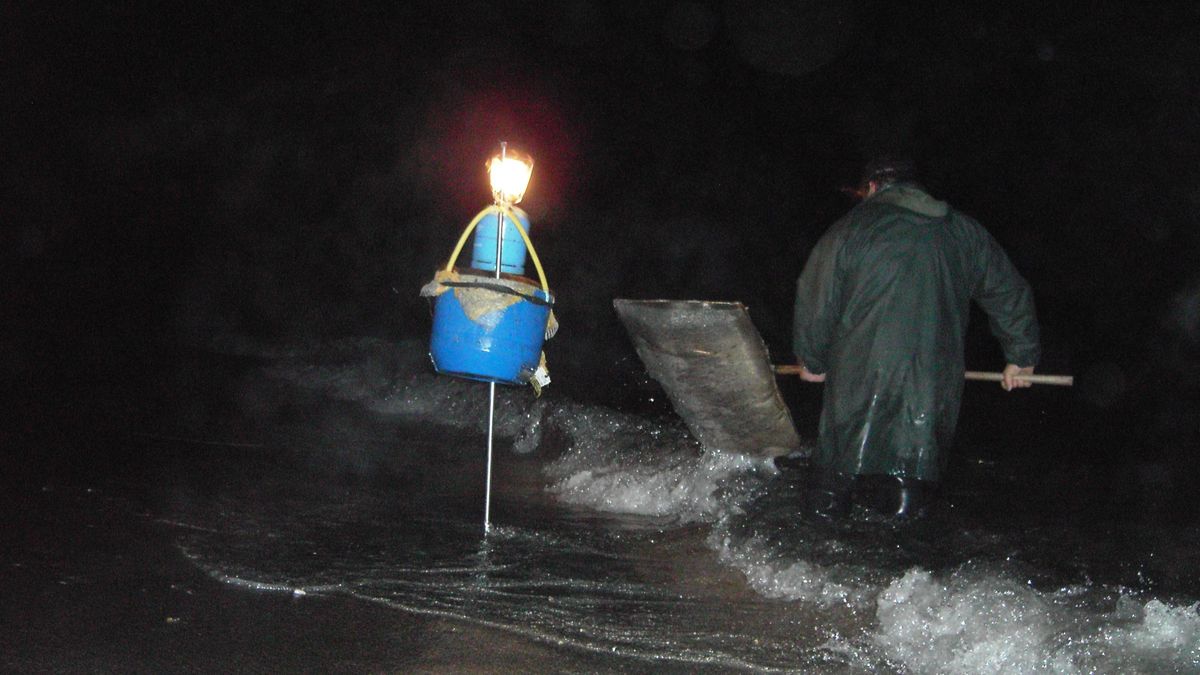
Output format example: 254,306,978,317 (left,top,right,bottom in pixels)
963,371,1073,386
773,365,1073,386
